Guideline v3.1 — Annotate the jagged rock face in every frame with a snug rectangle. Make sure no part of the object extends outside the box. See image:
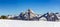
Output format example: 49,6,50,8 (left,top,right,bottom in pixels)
56,13,60,20
46,13,58,21
19,9,60,21
19,12,26,20
39,12,59,21
49,13,59,21
24,9,36,19
19,9,37,20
